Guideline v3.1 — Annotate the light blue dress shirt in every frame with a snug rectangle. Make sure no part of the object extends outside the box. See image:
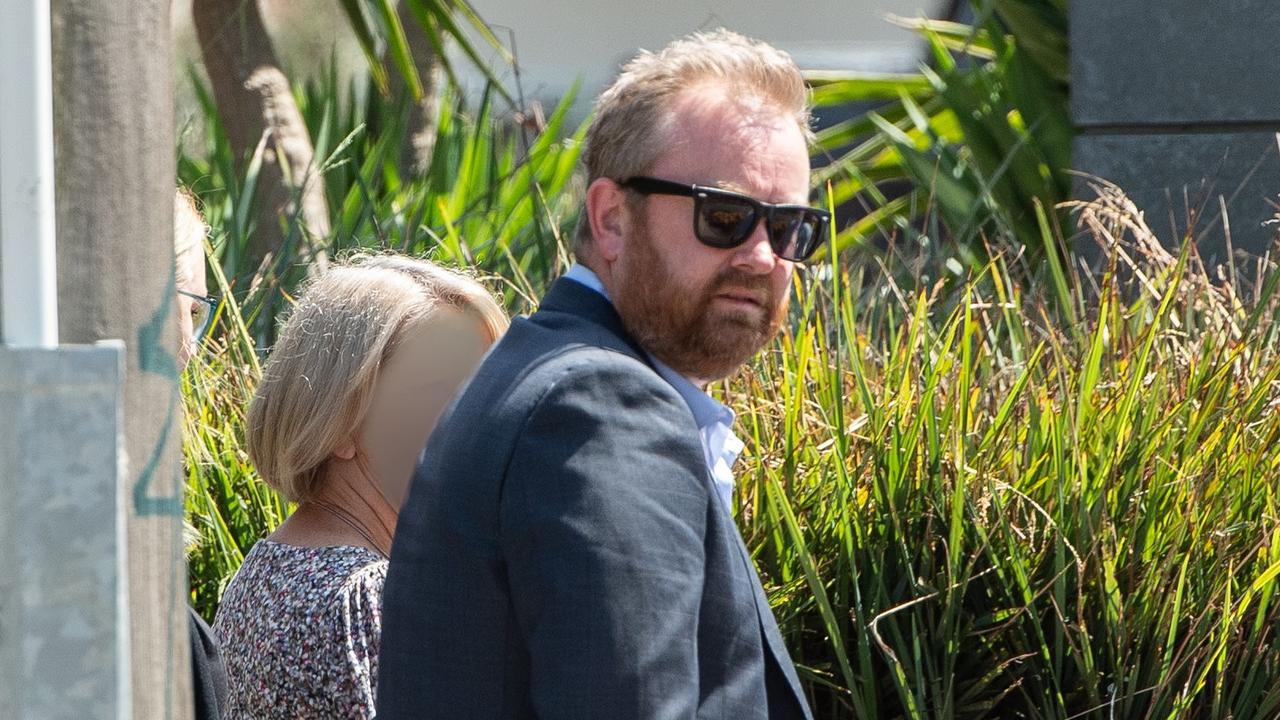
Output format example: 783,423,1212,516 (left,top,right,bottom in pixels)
562,264,744,509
